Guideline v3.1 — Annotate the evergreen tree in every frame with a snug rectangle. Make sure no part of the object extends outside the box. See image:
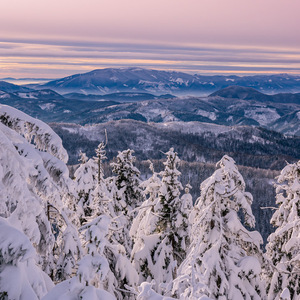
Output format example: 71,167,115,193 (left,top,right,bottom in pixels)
42,215,117,300
92,141,115,218
266,160,300,300
75,141,114,221
131,149,188,294
130,161,162,282
74,155,98,220
173,155,265,300
79,215,138,300
109,149,144,254
176,183,193,253
54,211,83,282
111,149,143,216
157,148,187,266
